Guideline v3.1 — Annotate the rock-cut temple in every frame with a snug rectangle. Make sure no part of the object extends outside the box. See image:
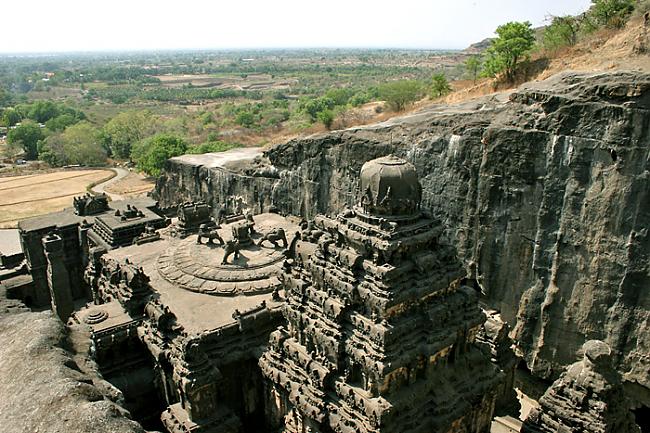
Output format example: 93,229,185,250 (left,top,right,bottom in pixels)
3,153,529,433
